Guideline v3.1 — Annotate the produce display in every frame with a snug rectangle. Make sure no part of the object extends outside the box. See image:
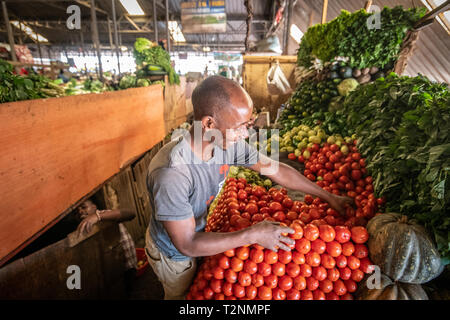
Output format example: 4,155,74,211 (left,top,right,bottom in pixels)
133,38,180,85
296,6,425,69
336,74,450,264
190,178,374,300
367,213,443,284
0,59,66,102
